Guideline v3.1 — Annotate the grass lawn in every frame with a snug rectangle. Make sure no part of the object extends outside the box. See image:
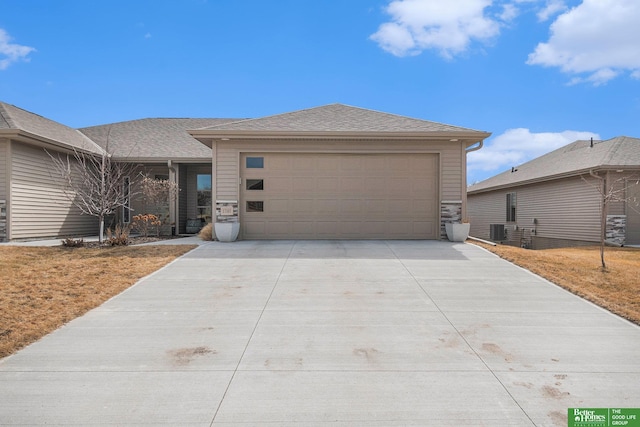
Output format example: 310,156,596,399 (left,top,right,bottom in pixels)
471,242,640,326
0,244,196,358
